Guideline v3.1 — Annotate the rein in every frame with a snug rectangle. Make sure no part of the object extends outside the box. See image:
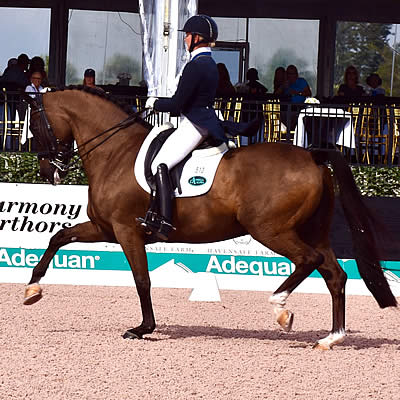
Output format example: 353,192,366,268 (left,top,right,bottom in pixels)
66,109,154,171
32,93,154,172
